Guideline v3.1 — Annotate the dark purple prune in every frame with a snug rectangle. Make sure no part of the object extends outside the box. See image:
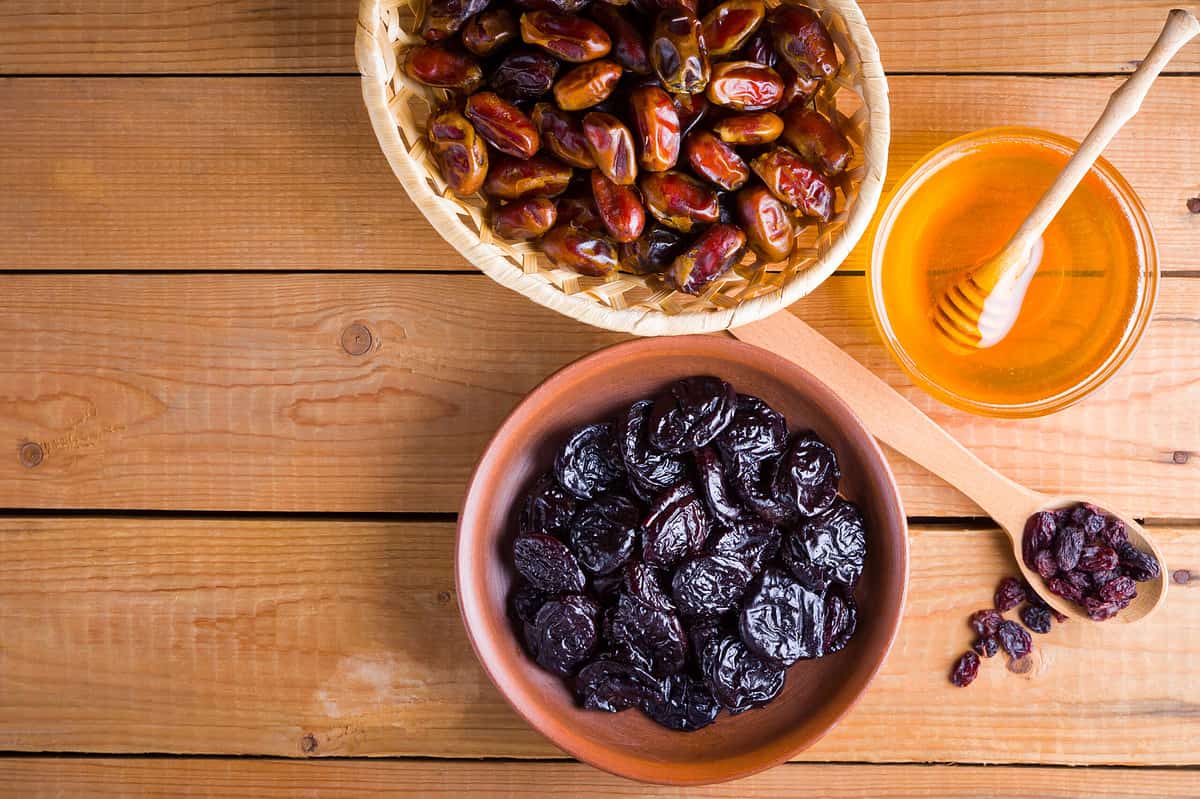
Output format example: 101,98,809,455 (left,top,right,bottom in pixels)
1084,596,1122,621
490,48,561,102
644,673,720,731
672,554,752,618
714,394,788,467
783,498,867,591
509,580,551,624
771,430,840,516
1033,549,1058,579
688,616,726,662
950,651,980,687
704,636,785,713
996,619,1032,659
1117,541,1161,582
971,635,999,658
822,582,857,655
514,533,587,593
642,481,710,568
1053,524,1084,572
729,455,798,526
591,570,624,605
1020,604,1052,634
1099,575,1137,604
623,561,675,612
519,472,578,537
739,568,824,666
993,576,1026,612
554,422,625,500
1022,510,1057,569
705,516,781,575
648,376,737,454
569,494,641,575
576,658,661,712
607,592,687,676
529,594,600,675
692,446,741,524
968,608,1003,637
1077,544,1119,573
